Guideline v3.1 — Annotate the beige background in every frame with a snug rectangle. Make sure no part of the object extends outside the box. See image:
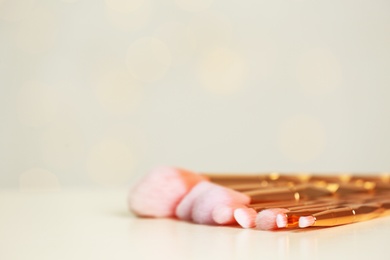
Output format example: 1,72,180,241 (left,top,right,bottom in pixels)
1,0,389,190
